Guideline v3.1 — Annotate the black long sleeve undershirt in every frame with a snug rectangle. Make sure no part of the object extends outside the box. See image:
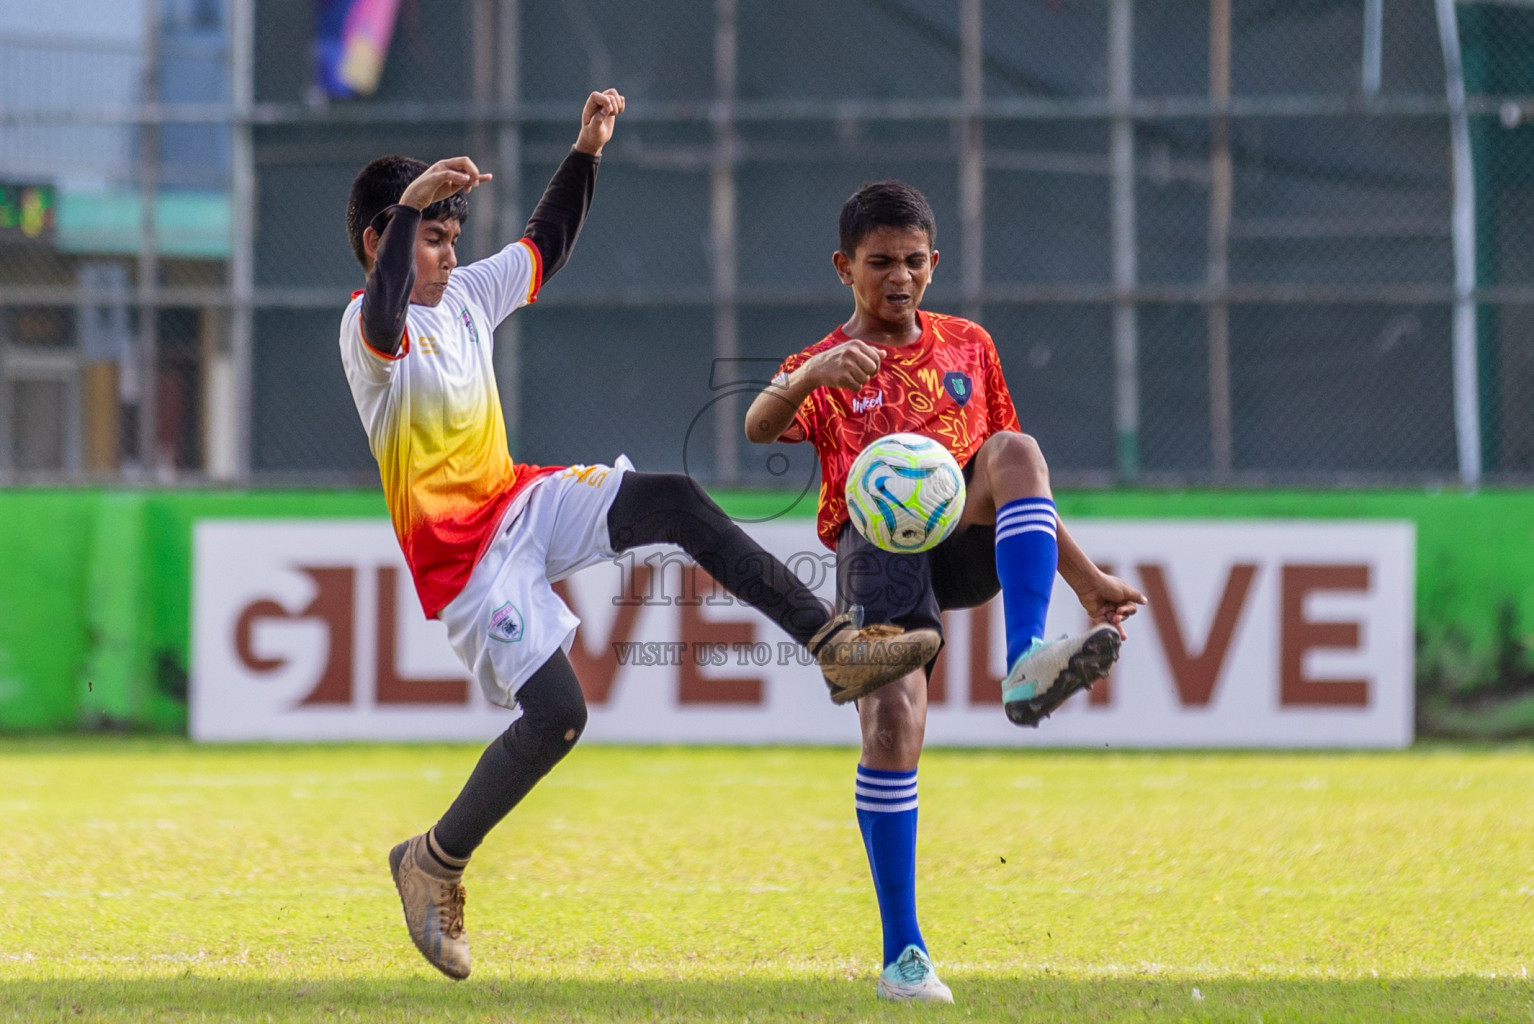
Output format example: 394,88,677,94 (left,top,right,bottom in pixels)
359,204,421,356
358,148,600,358
523,148,599,281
